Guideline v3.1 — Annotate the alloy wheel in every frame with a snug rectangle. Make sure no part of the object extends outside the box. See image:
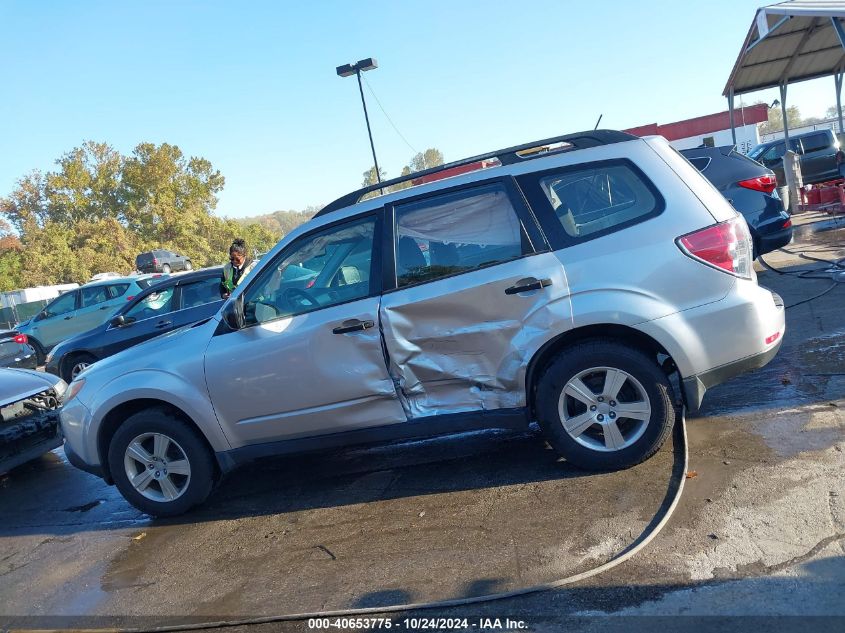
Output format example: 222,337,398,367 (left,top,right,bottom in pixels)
557,366,652,452
123,432,192,502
